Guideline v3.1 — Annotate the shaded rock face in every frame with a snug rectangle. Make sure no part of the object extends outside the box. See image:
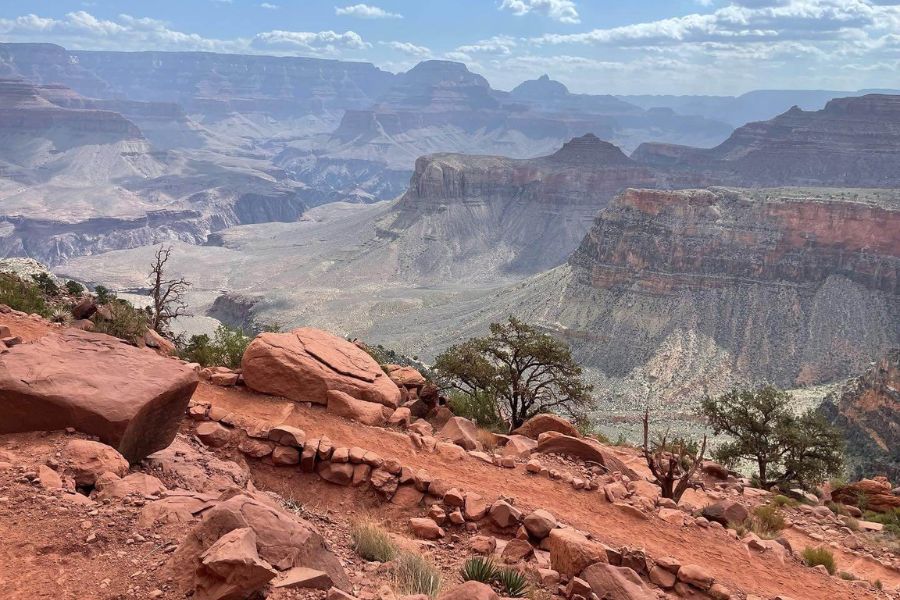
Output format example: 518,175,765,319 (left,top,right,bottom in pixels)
241,327,401,408
0,329,198,463
634,95,900,187
548,187,900,392
819,350,900,481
